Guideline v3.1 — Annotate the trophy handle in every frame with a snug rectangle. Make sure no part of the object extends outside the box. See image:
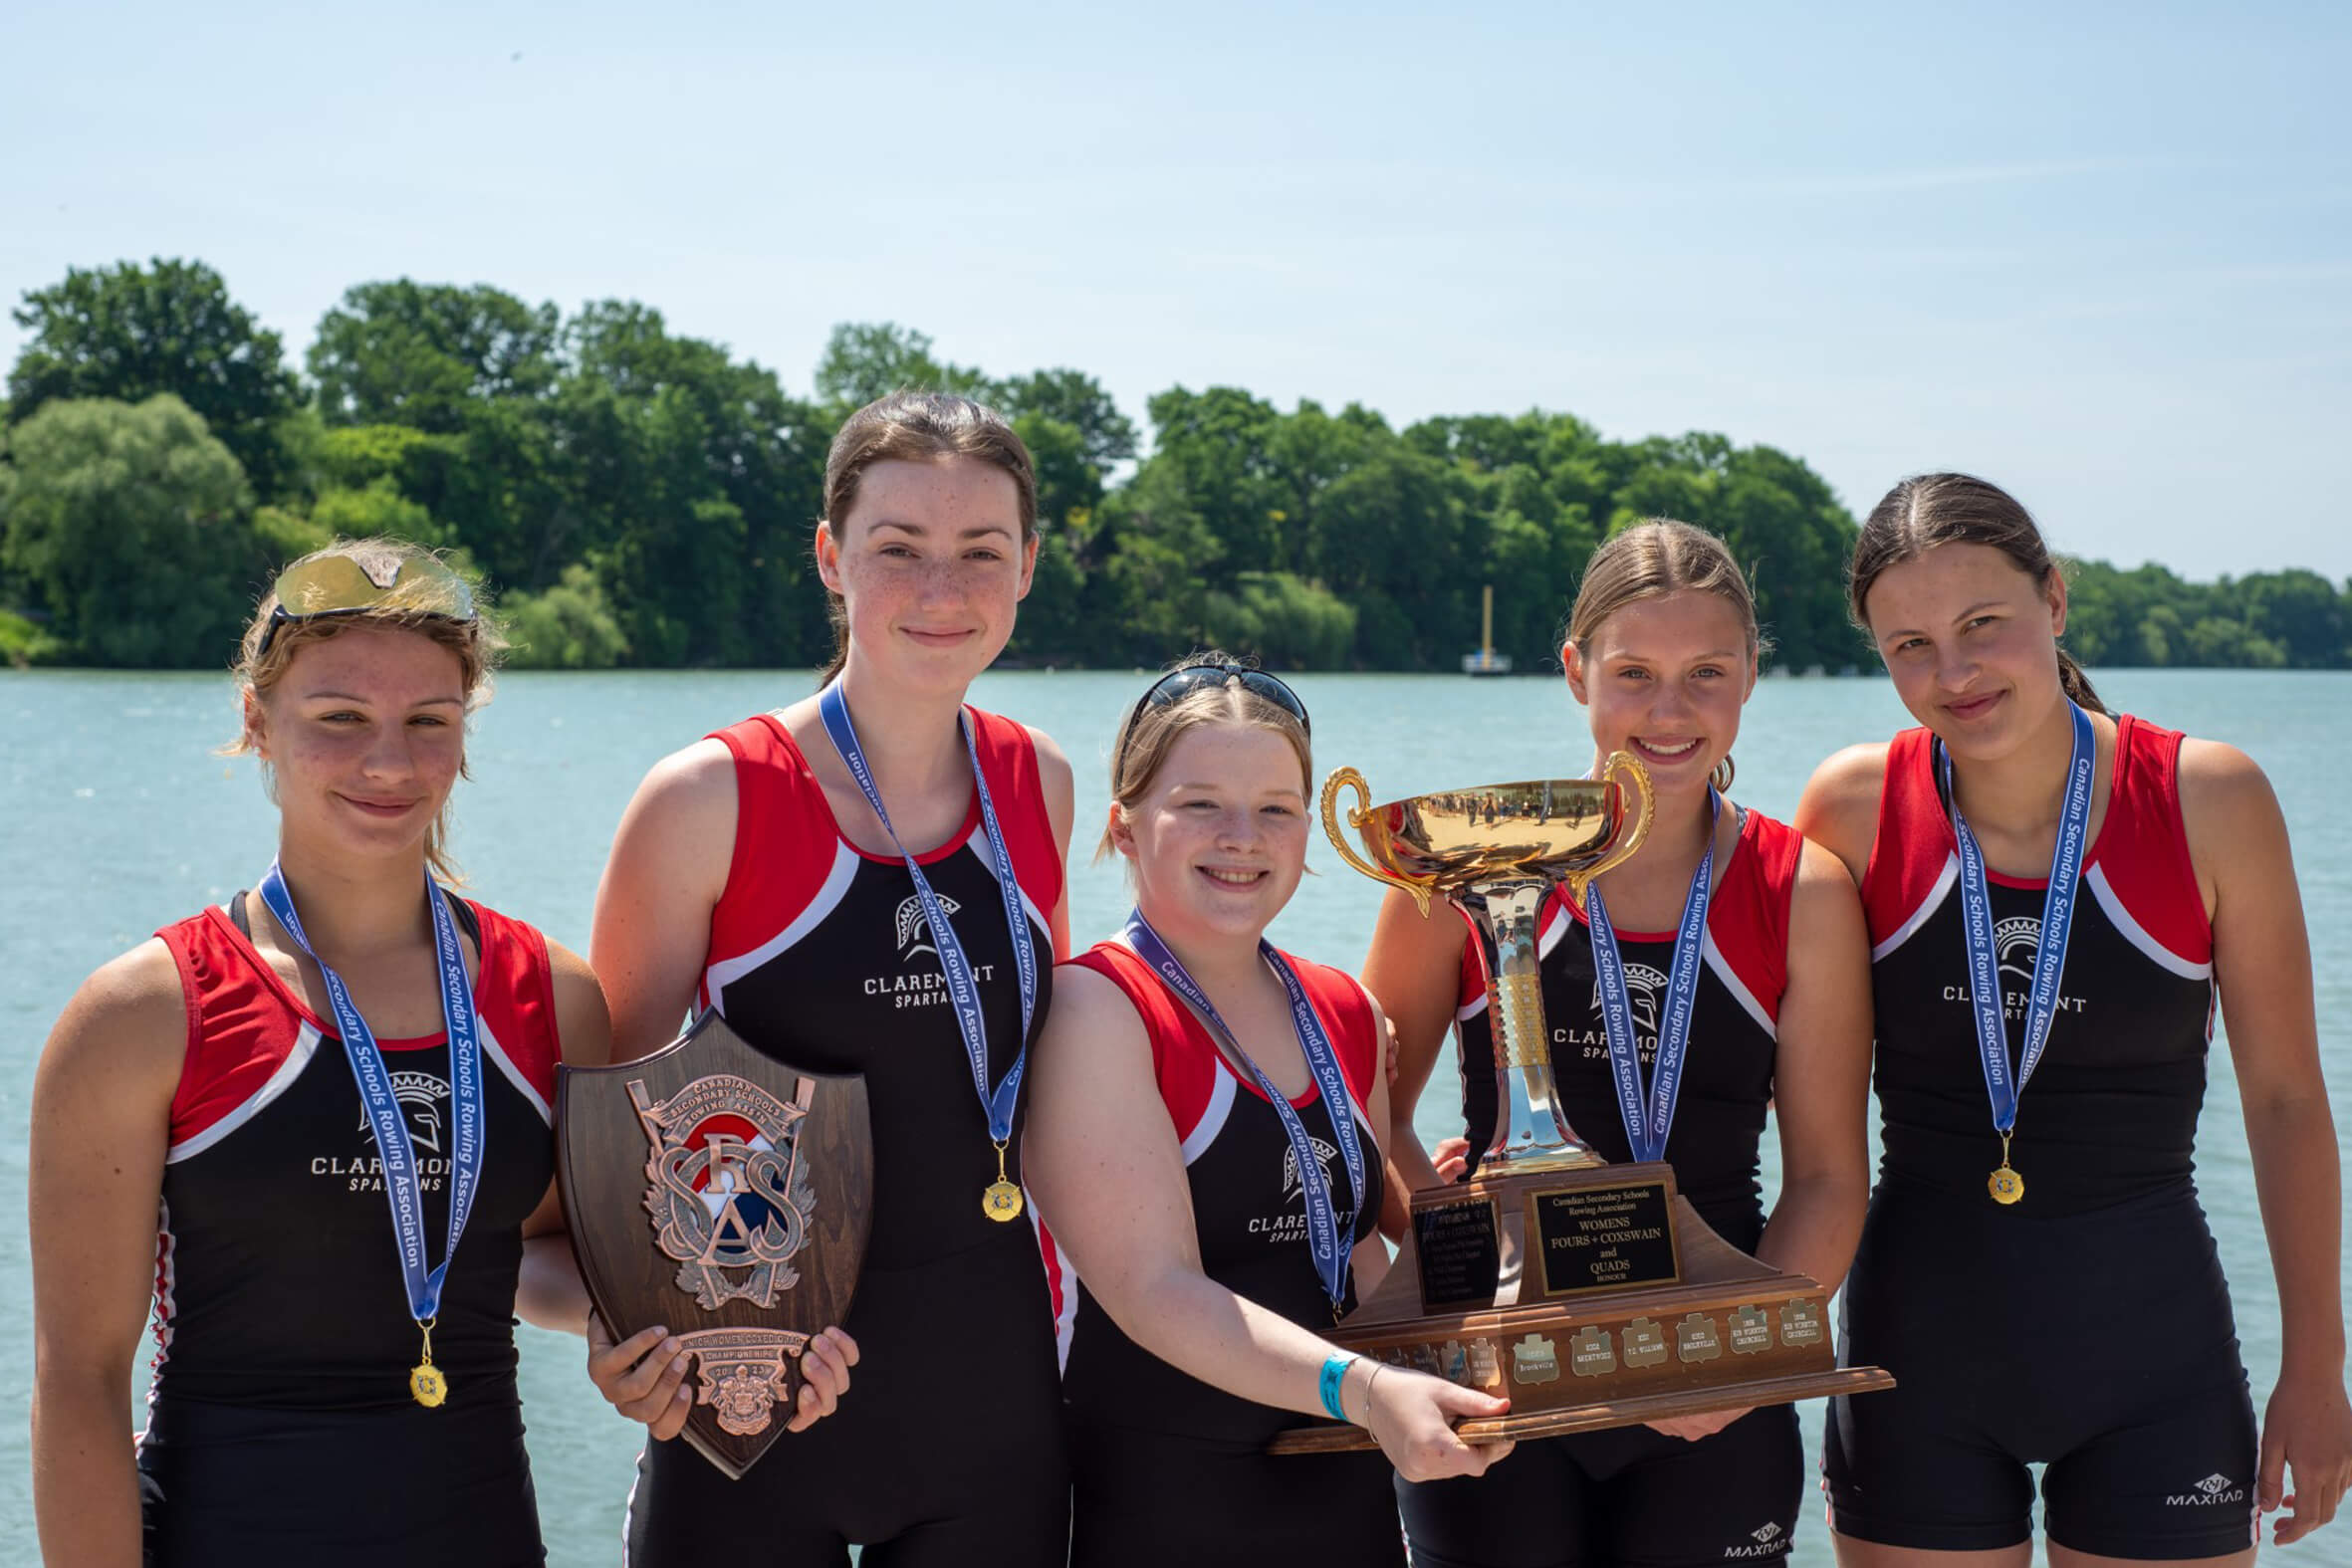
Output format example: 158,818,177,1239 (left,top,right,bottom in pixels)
1559,750,1655,908
1320,768,1435,918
